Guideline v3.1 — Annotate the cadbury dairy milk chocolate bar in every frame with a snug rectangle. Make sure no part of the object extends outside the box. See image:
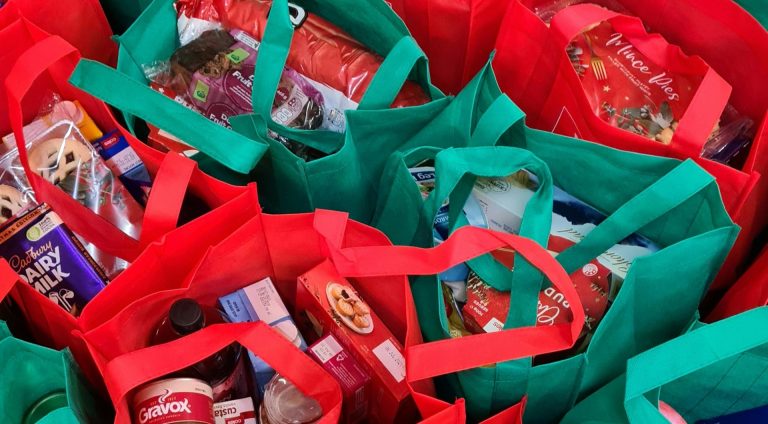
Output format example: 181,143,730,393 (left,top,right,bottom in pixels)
0,204,108,315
